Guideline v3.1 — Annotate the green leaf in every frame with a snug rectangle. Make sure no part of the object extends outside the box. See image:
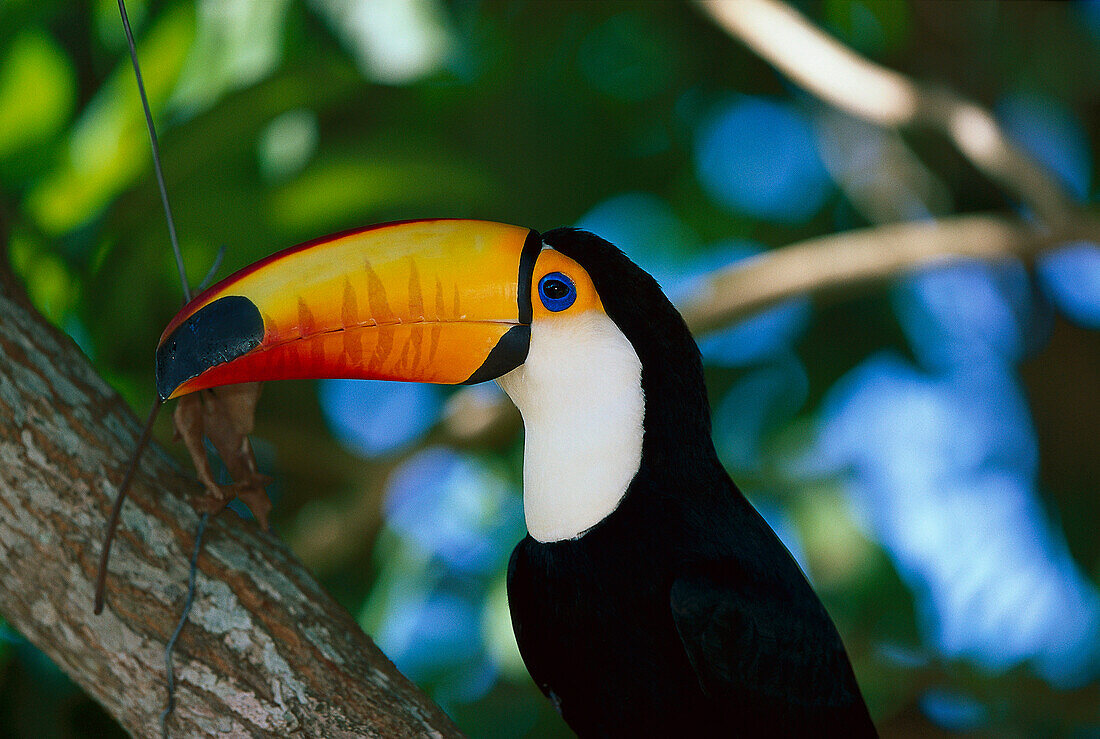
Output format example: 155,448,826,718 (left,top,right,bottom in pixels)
24,3,195,235
269,155,494,234
0,31,76,159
